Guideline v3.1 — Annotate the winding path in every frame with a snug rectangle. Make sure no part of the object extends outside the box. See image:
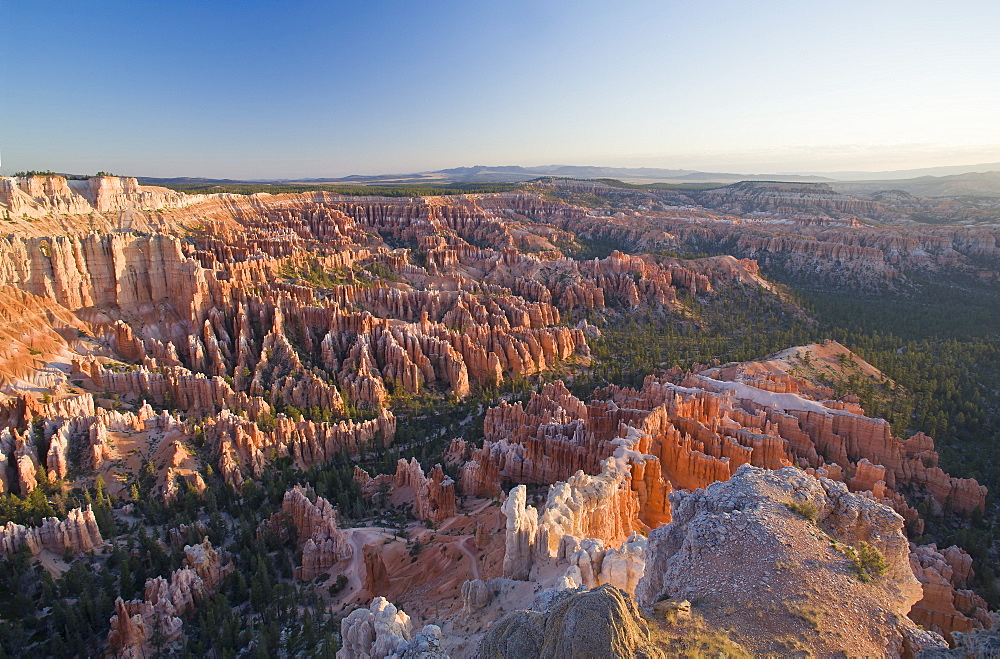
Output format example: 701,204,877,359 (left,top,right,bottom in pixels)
457,536,481,581
341,527,394,601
